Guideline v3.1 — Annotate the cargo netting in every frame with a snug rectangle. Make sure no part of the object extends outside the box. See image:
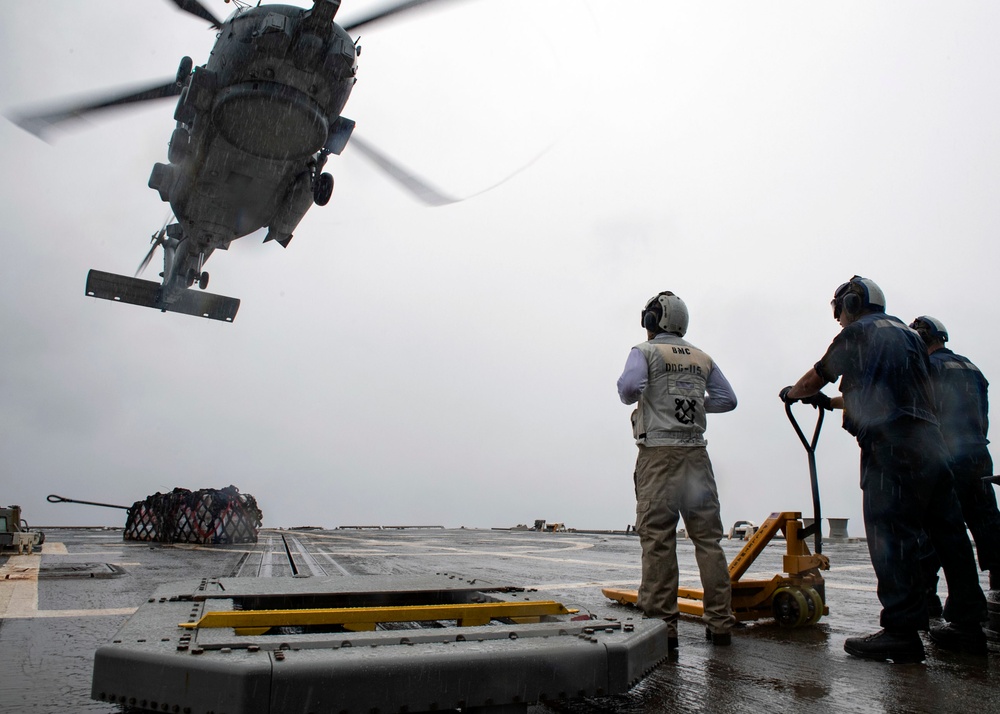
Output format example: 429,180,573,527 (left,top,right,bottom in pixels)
124,486,262,544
